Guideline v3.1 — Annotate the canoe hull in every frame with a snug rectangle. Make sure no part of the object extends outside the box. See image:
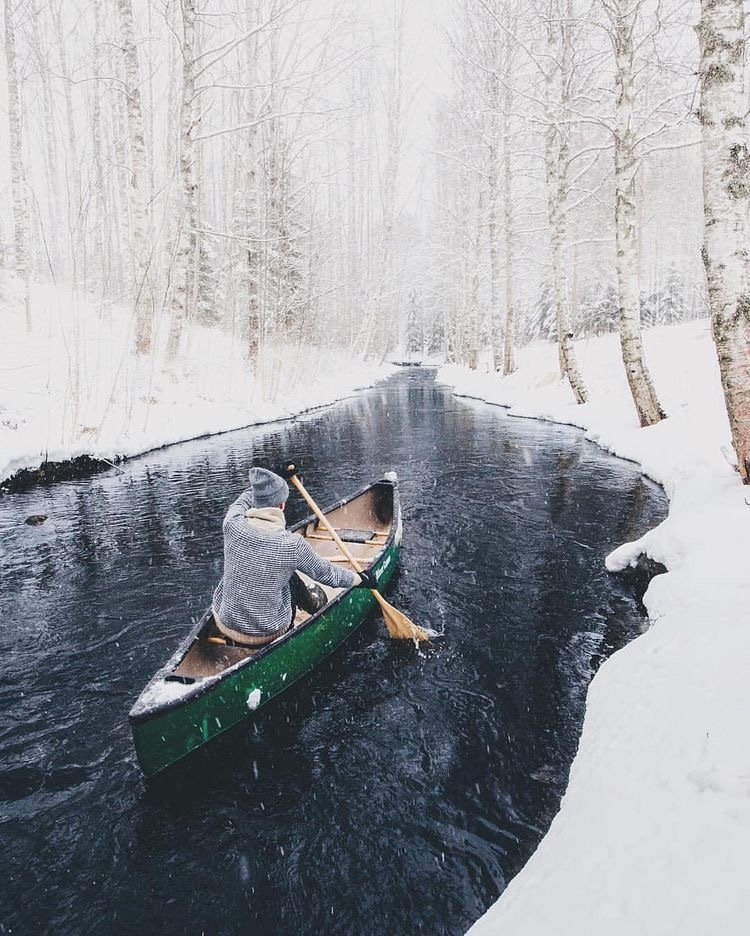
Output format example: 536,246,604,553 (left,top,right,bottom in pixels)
130,480,400,779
